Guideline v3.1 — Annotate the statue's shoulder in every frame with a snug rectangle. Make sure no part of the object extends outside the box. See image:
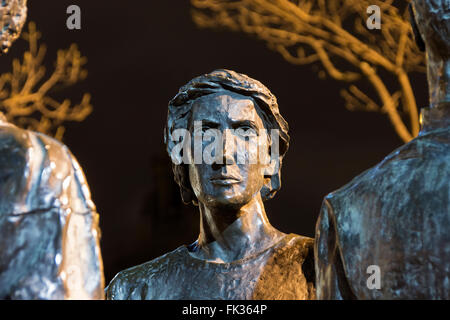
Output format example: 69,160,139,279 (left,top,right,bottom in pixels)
33,131,75,163
281,233,314,254
275,234,315,277
252,233,315,299
0,124,74,168
325,128,450,211
0,123,31,149
0,125,33,195
106,246,187,300
0,125,77,213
